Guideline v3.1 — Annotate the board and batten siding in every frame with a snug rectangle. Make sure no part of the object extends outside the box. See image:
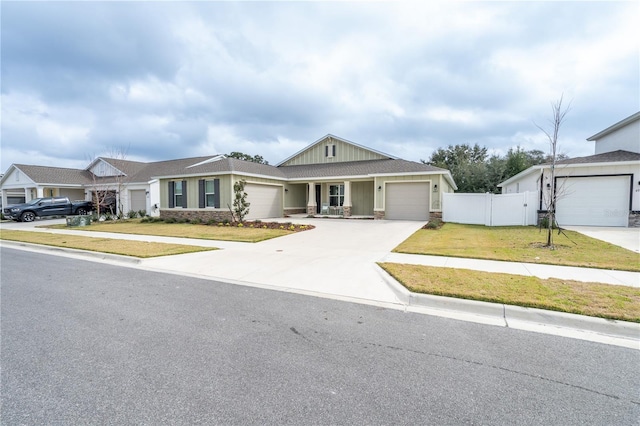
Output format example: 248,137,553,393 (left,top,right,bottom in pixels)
374,175,443,211
280,137,389,166
284,183,307,209
351,181,375,215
